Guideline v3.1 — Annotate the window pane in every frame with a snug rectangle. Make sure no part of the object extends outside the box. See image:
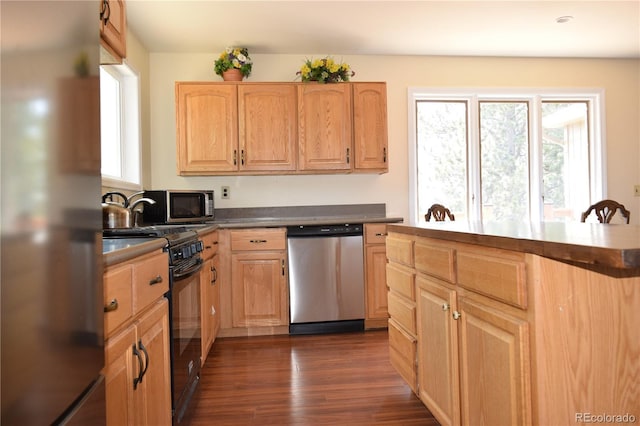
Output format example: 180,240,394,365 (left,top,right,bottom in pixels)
479,102,529,222
100,67,122,178
541,102,589,222
416,101,467,221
